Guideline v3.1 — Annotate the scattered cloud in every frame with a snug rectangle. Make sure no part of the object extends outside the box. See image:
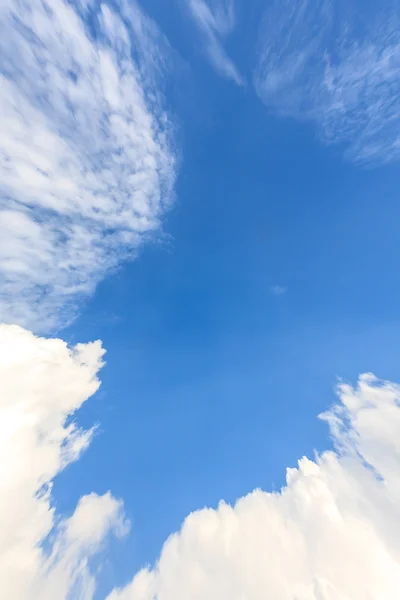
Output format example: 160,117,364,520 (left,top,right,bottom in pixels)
187,0,243,84
254,0,400,164
107,373,400,600
0,324,129,599
270,284,287,295
0,0,176,333
3,2,400,599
